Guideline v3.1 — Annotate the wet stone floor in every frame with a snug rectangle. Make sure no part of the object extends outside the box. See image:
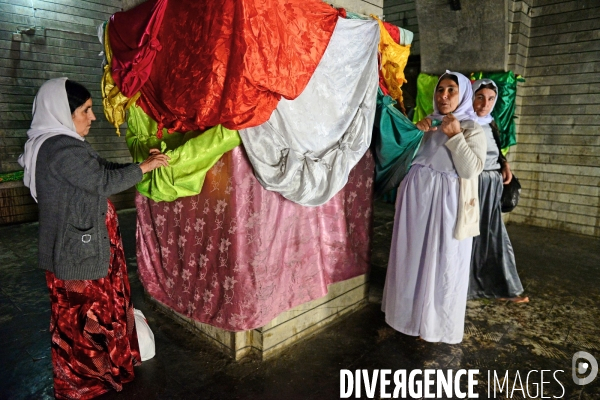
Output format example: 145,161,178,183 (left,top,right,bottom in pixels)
0,200,599,399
